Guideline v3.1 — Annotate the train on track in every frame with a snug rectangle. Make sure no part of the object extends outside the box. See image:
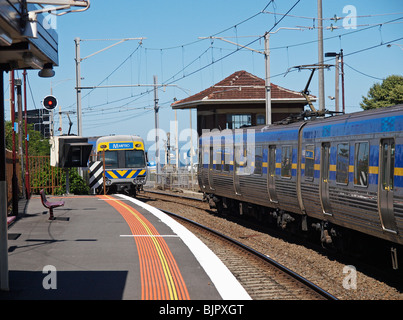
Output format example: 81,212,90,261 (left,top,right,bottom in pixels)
95,135,147,197
198,105,403,268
